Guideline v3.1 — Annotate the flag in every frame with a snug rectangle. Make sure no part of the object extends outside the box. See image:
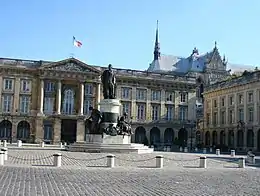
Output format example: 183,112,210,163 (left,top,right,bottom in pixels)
73,36,82,47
